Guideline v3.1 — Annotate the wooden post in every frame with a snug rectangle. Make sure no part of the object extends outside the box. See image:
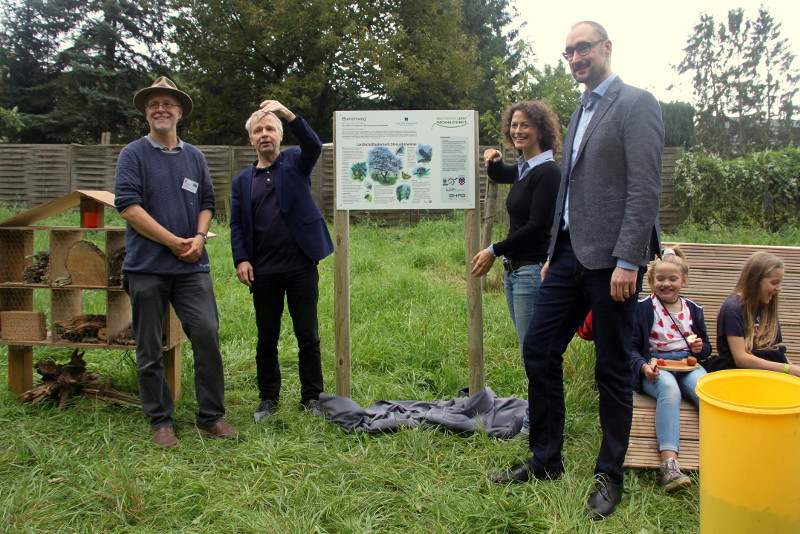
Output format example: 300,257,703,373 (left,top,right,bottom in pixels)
466,208,484,395
162,346,181,401
481,179,499,250
7,346,33,394
466,112,484,395
333,208,351,397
